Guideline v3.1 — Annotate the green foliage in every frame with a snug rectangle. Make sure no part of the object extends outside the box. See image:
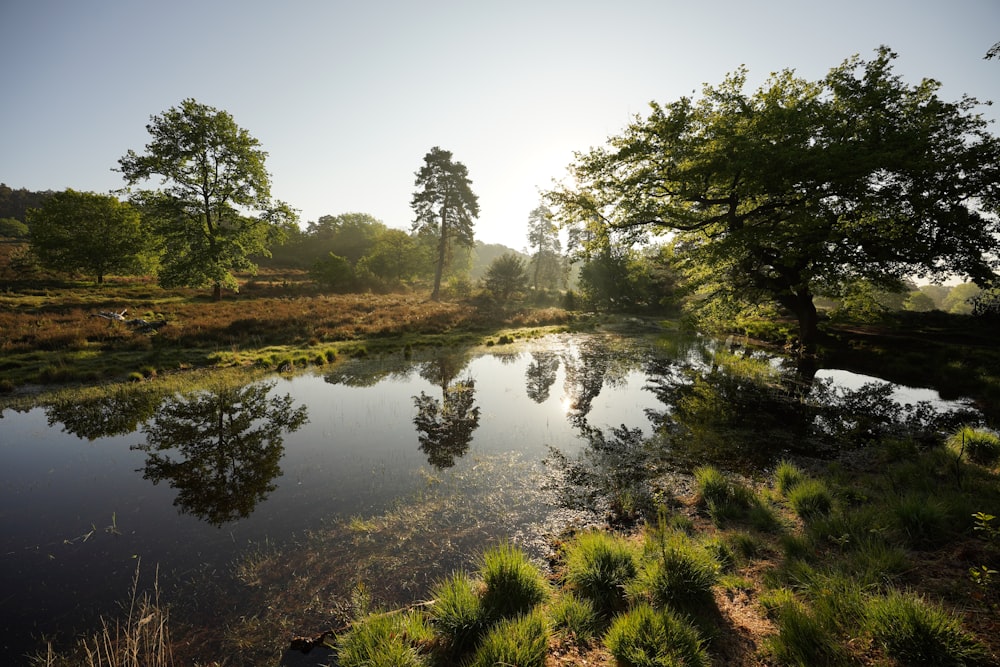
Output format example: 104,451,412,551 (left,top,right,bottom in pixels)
603,603,710,667
336,610,431,667
27,190,151,283
526,204,564,291
633,541,719,613
310,252,356,290
478,541,549,621
548,47,1000,349
693,466,760,524
864,591,988,666
890,493,950,549
787,479,833,521
411,146,480,300
0,217,28,238
548,593,599,642
429,572,485,655
467,611,549,667
481,253,529,306
764,600,846,667
119,98,296,298
562,531,639,616
948,426,1000,466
